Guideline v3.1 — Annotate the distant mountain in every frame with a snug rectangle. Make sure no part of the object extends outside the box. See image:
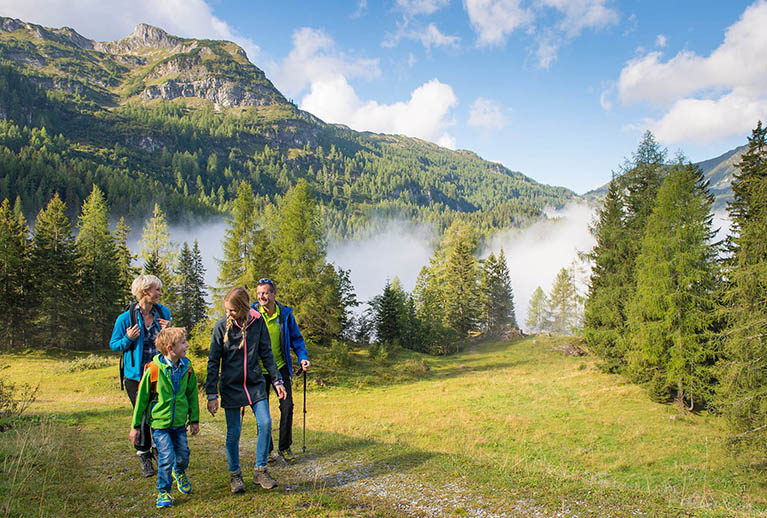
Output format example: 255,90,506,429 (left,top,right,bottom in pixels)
583,145,744,213
0,17,574,238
